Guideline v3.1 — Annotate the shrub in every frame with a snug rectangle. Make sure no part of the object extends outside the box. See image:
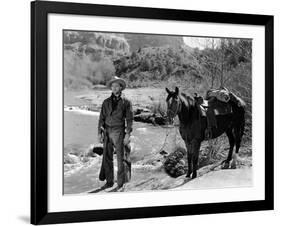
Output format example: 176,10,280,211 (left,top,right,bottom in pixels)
87,59,115,85
140,58,152,71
